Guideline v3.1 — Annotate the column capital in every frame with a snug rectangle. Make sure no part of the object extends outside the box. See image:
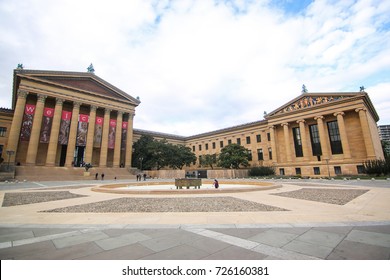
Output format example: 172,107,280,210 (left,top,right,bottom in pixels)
334,111,345,117
90,105,98,112
117,110,124,116
37,94,47,103
127,112,135,120
314,115,324,121
73,102,81,109
281,122,289,127
355,107,366,113
268,125,275,130
55,98,65,106
104,108,112,114
17,89,28,99
296,119,306,124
